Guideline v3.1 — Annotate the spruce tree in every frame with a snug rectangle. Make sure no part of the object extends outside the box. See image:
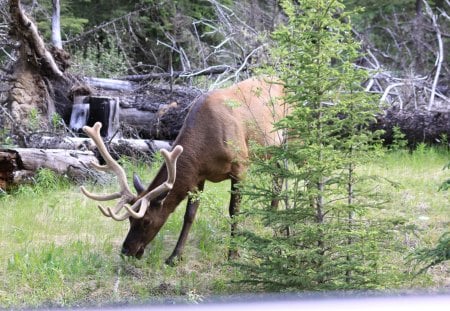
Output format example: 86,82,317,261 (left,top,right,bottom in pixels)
236,0,389,291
